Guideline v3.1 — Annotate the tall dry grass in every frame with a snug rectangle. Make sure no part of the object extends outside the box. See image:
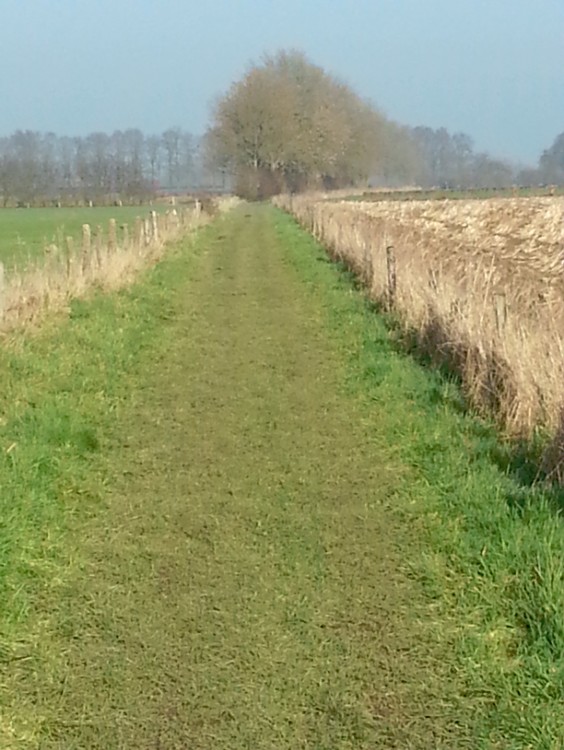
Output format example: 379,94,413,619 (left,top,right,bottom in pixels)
0,197,239,331
274,193,564,475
